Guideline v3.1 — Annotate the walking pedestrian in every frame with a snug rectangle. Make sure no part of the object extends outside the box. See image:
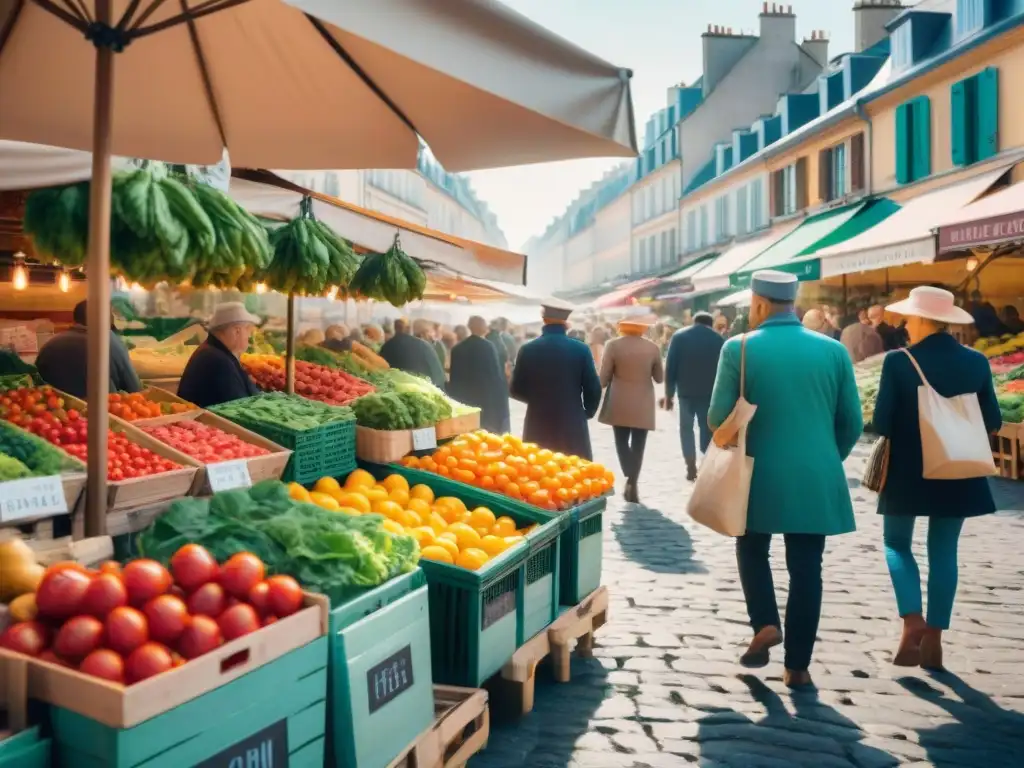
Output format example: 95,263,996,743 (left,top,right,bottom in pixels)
588,326,607,369
708,270,863,688
598,320,664,503
510,303,602,460
448,316,511,434
871,287,1001,670
840,308,885,363
380,318,446,389
663,312,724,481
713,314,729,337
